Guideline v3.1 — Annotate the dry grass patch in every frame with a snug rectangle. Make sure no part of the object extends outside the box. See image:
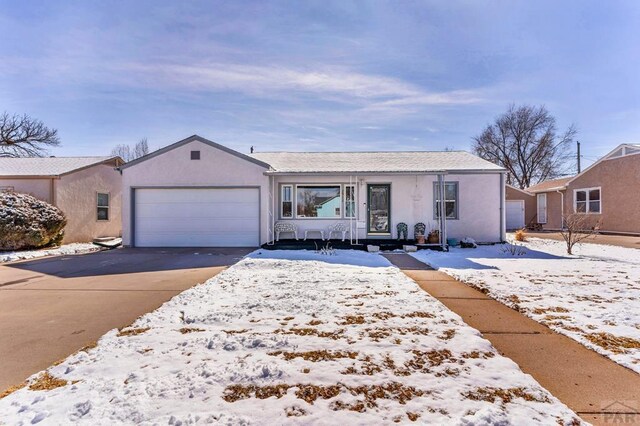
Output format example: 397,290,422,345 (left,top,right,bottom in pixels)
117,327,150,337
439,329,456,340
223,382,426,410
461,351,495,359
276,327,345,340
402,311,435,319
223,329,249,335
463,386,549,404
339,315,366,325
269,350,358,362
307,319,323,326
285,406,308,417
532,306,570,315
28,372,68,391
179,327,205,334
0,383,25,399
585,332,640,354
